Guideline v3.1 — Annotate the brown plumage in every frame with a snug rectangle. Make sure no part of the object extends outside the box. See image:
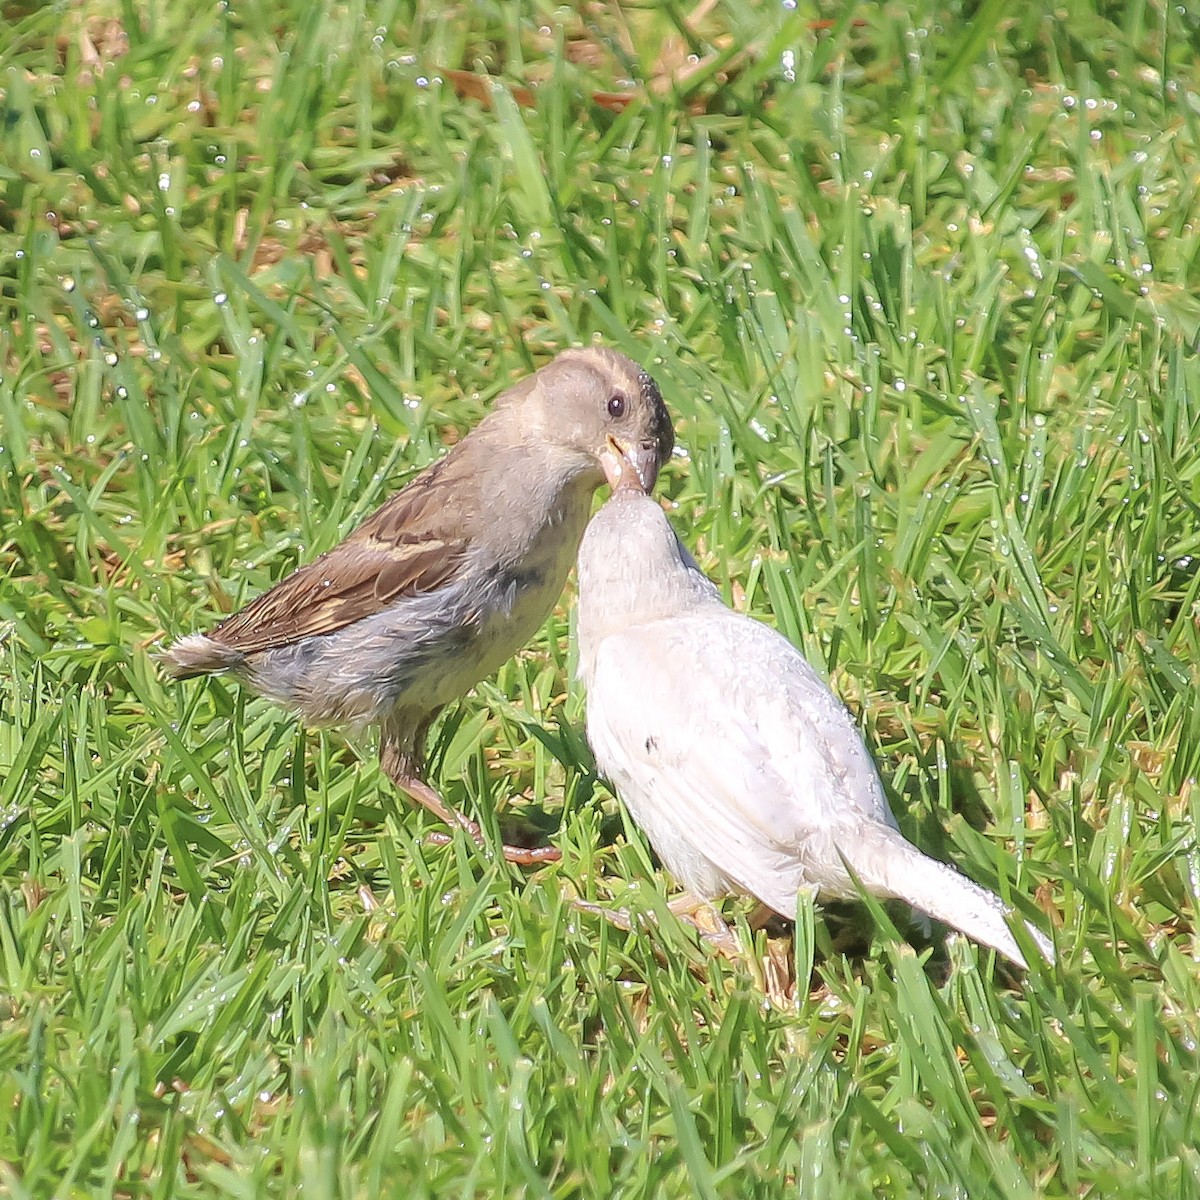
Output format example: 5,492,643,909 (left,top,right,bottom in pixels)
164,346,674,862
187,458,473,657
